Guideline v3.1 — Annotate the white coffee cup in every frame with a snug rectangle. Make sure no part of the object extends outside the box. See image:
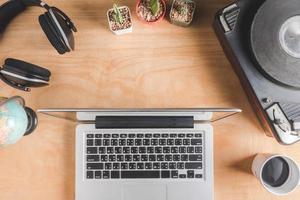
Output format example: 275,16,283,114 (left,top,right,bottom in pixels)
252,154,300,195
